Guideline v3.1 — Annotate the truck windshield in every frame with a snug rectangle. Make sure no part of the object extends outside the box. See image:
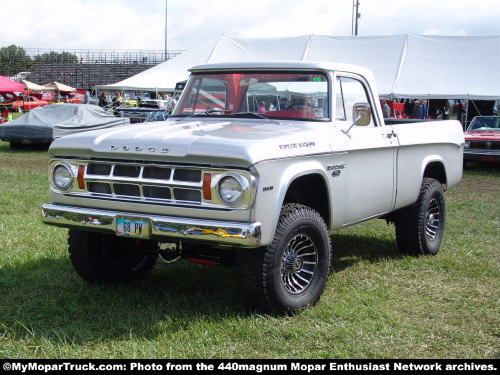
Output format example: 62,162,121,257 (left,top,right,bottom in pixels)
468,116,500,131
171,71,329,121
